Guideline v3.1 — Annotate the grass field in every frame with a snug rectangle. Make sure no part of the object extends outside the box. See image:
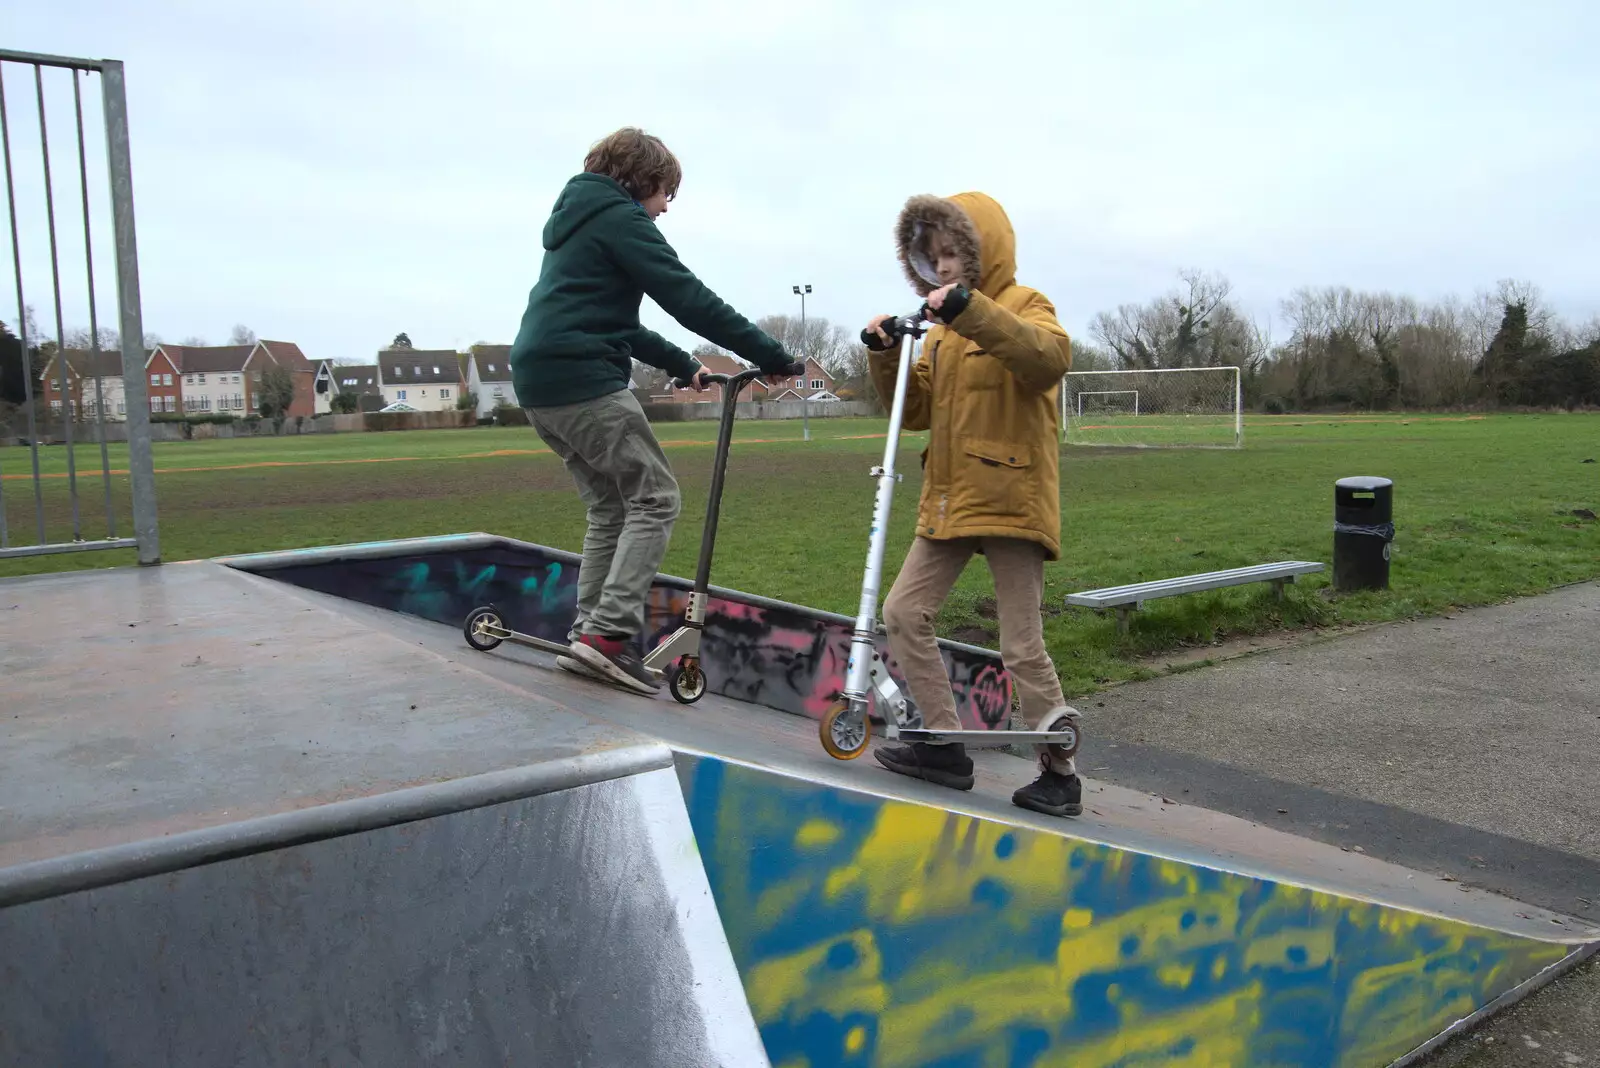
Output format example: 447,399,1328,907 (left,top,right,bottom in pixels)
3,413,1597,694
